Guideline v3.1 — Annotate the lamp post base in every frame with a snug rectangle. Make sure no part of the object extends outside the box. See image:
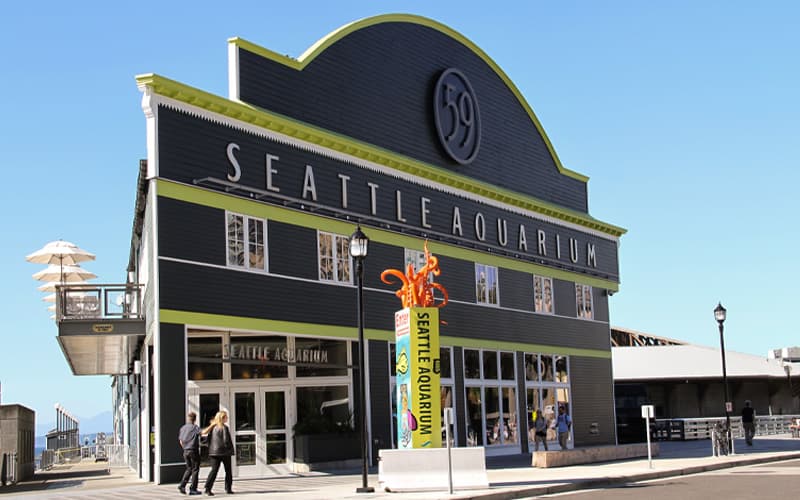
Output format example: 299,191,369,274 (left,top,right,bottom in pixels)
356,486,375,493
